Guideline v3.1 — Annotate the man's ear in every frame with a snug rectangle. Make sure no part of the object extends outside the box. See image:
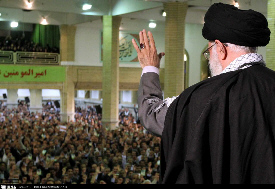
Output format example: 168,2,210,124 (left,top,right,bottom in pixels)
215,40,227,60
